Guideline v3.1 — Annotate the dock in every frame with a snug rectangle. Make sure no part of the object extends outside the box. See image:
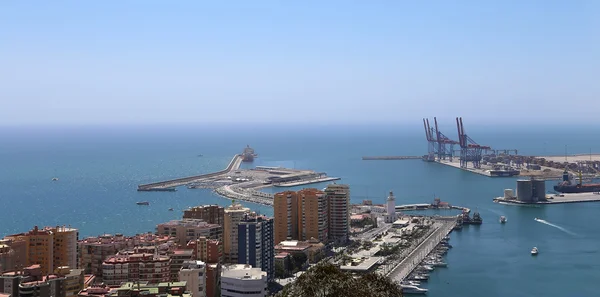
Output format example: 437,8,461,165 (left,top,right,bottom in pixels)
387,218,456,281
494,192,600,205
137,154,243,191
273,176,341,187
362,156,421,160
